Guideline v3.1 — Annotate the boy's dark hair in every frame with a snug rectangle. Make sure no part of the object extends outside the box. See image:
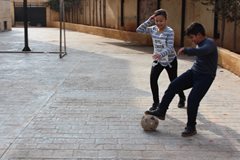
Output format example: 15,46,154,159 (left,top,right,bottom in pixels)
186,22,206,36
154,9,167,19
